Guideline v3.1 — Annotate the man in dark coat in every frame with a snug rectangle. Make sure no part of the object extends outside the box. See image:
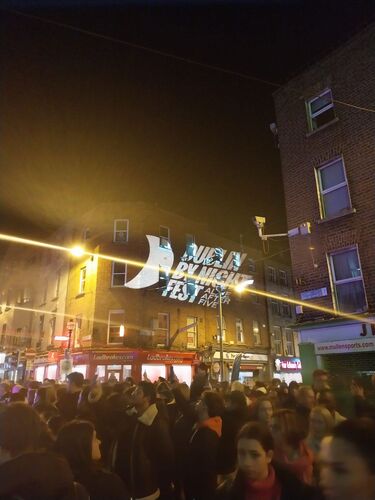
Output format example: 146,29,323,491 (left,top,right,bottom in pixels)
56,371,84,421
114,381,174,500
